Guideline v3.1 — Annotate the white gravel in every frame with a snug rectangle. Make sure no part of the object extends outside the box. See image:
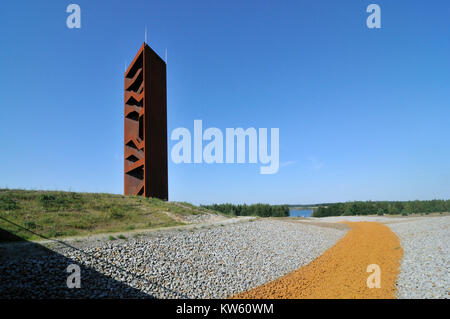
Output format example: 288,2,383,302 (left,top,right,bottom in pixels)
388,216,450,299
2,215,447,299
0,219,346,298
